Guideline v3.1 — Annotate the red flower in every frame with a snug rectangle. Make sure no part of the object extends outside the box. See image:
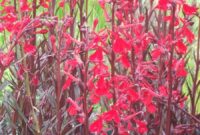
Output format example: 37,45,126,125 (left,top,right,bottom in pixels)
0,51,14,67
59,0,65,7
50,35,56,52
62,77,72,91
113,37,131,54
151,48,162,60
31,75,39,86
93,18,99,30
66,98,80,116
68,104,78,116
157,0,170,10
24,44,36,55
92,63,109,76
40,0,49,8
119,54,130,68
90,93,100,104
136,120,148,134
174,59,187,77
95,76,109,96
183,27,194,43
177,67,187,77
127,89,139,102
146,103,156,114
20,0,32,12
142,91,153,105
90,48,103,62
175,40,187,54
35,29,48,34
159,86,168,96
89,117,103,132
65,59,79,70
102,109,120,123
183,4,197,15
95,87,108,96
